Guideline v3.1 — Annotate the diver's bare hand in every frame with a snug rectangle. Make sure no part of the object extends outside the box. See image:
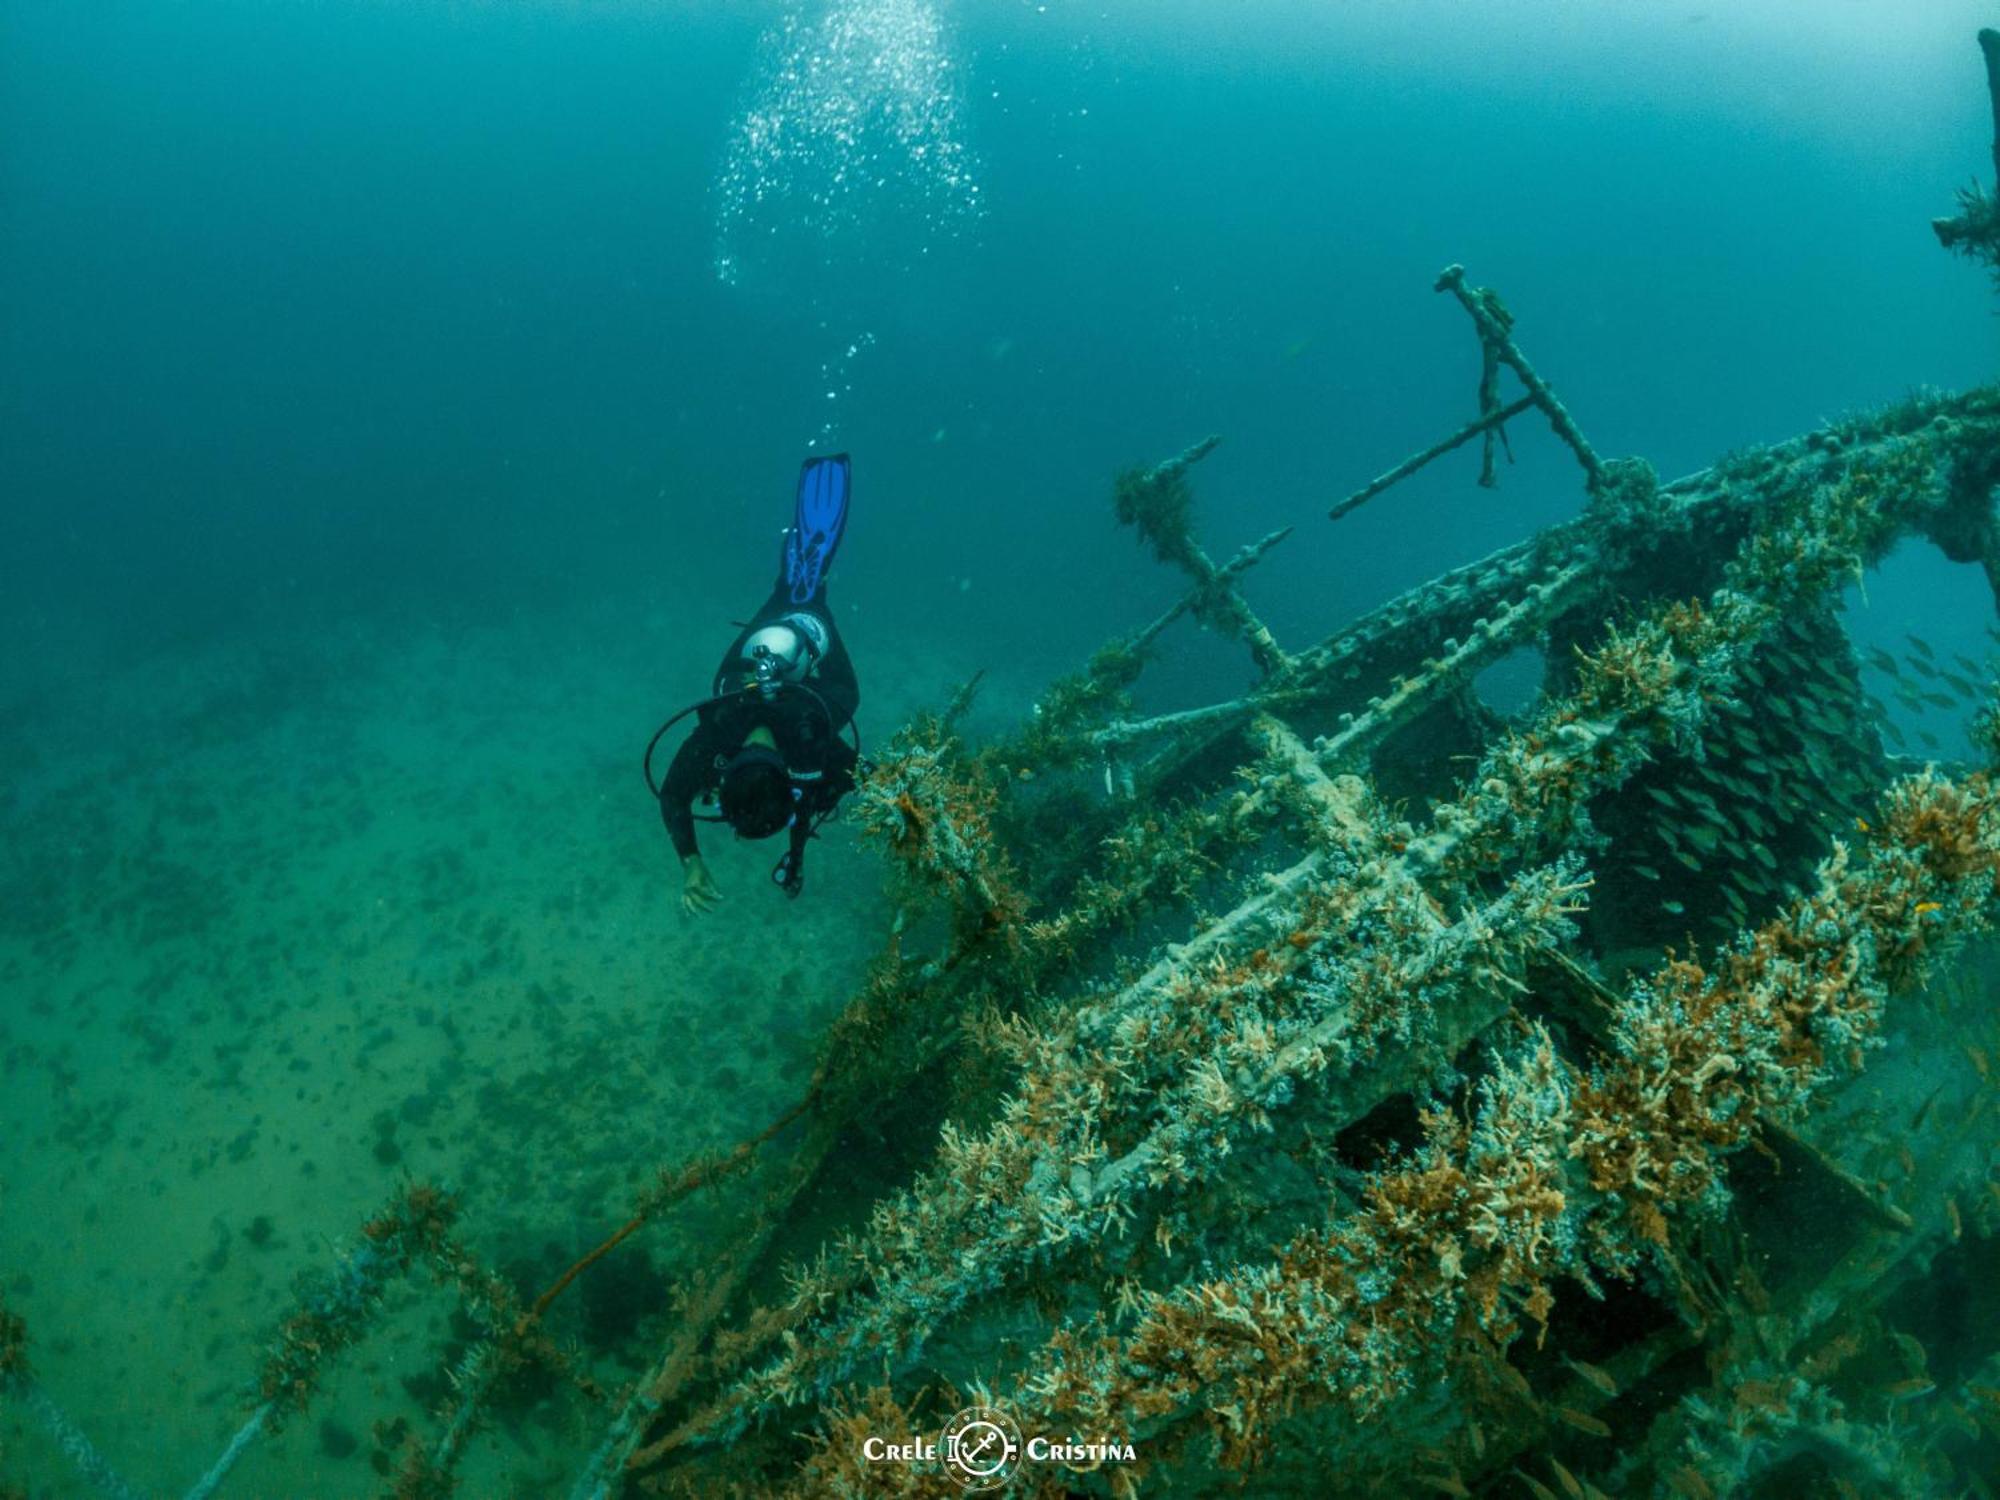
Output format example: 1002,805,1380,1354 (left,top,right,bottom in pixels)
680,856,722,916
